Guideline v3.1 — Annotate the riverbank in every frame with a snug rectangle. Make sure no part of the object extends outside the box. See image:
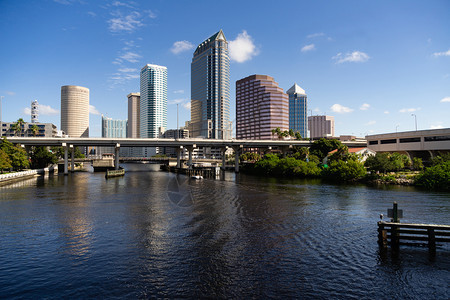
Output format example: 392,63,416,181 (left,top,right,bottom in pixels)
0,164,58,185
